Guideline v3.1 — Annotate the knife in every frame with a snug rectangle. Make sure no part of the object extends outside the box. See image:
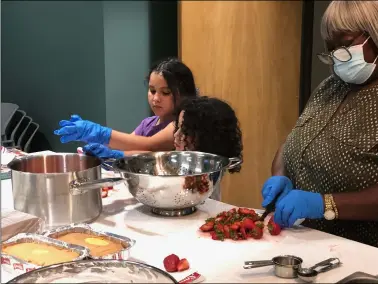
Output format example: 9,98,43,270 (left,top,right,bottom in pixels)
259,193,281,222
